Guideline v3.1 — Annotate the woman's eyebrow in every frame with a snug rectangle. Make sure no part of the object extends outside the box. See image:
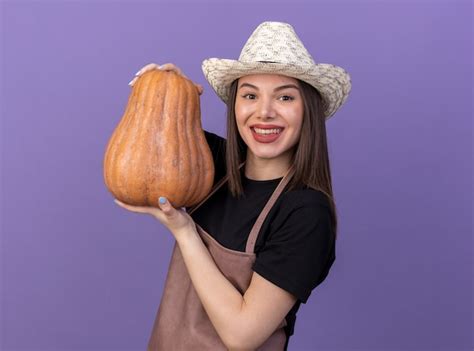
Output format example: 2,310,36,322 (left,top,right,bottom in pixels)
274,84,300,92
238,83,300,92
